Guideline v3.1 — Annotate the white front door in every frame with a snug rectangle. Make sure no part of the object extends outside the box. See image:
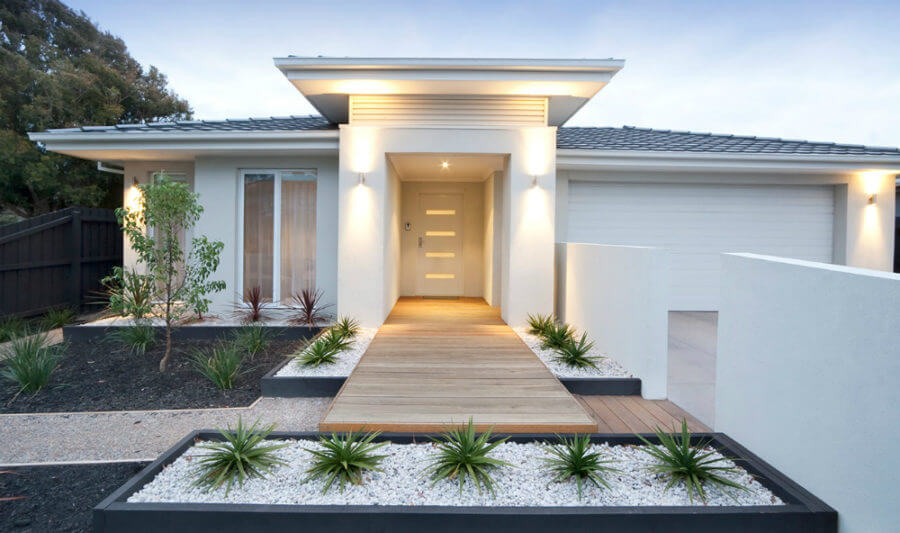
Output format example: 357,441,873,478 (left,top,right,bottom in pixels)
416,193,464,296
